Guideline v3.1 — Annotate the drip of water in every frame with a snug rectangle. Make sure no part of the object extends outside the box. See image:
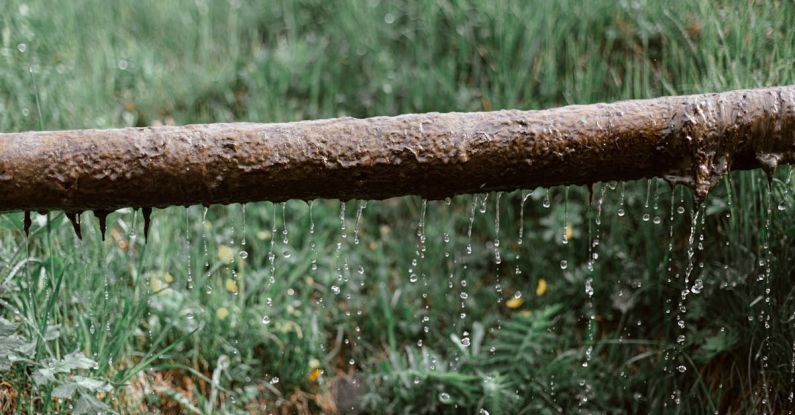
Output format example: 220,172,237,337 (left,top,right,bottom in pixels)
202,207,213,294
562,186,569,245
407,200,427,284
458,196,479,342
185,208,193,290
515,190,534,276
353,201,367,245
493,193,502,265
281,202,291,258
493,193,503,306
652,179,662,224
642,179,652,222
267,204,277,284
617,182,626,217
758,179,774,408
309,201,318,272
414,199,430,338
239,204,248,260
581,184,606,376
